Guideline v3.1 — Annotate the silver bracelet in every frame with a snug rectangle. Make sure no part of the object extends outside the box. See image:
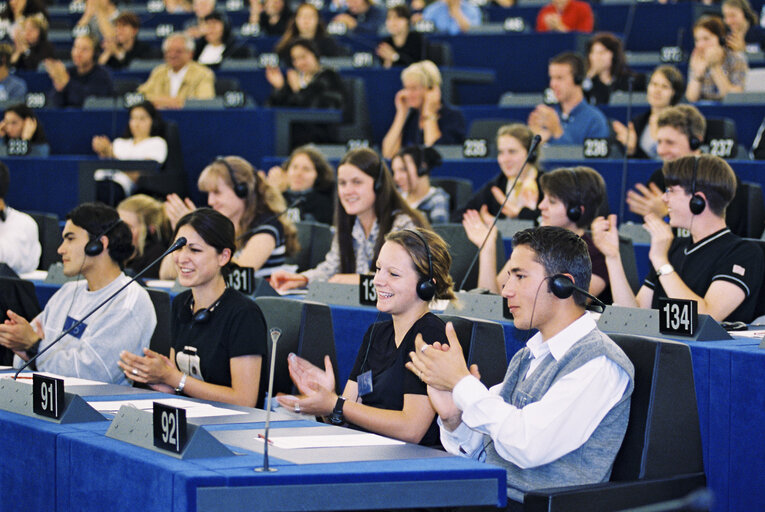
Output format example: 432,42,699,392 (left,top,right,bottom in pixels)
175,373,187,394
